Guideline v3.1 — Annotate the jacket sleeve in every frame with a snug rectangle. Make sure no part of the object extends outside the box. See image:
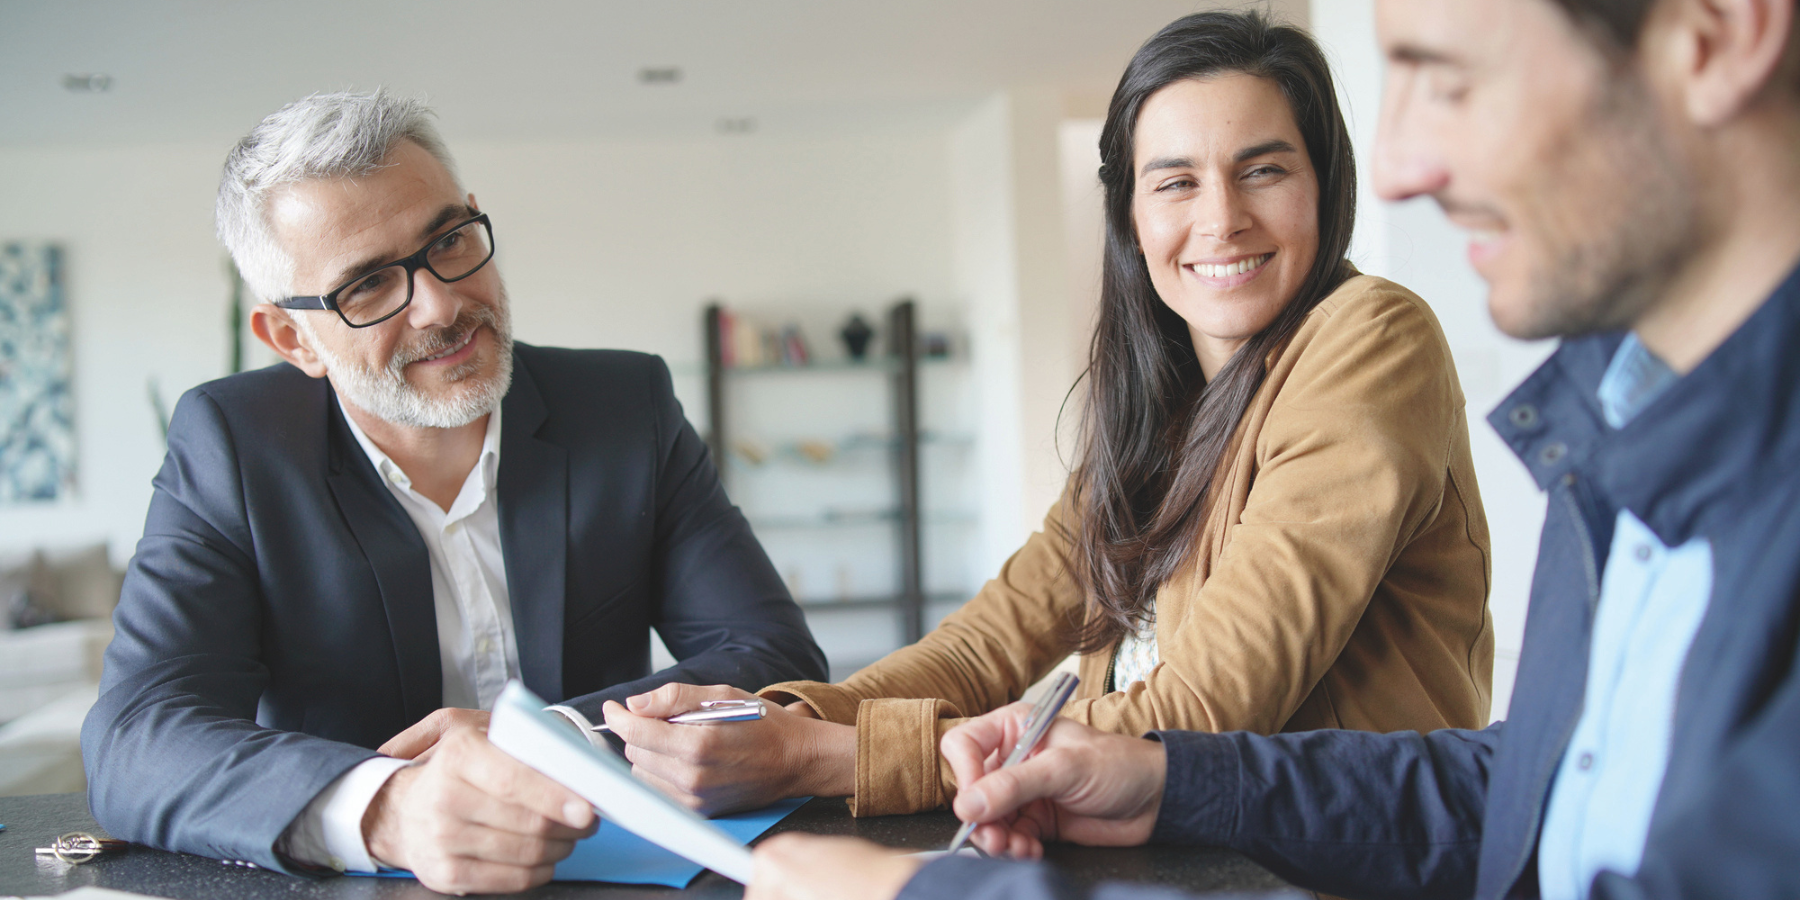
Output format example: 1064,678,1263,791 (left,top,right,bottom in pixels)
769,284,1475,816
1150,726,1496,900
560,358,827,717
759,499,1089,814
897,855,1306,900
80,389,375,875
